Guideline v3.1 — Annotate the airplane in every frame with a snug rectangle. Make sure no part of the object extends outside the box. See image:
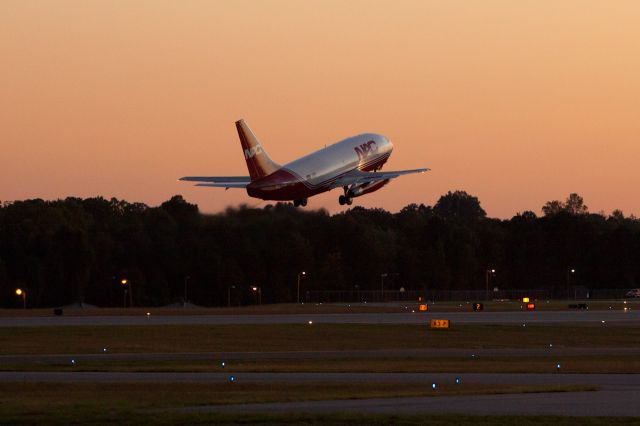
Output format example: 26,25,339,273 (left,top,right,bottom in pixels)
180,119,429,207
